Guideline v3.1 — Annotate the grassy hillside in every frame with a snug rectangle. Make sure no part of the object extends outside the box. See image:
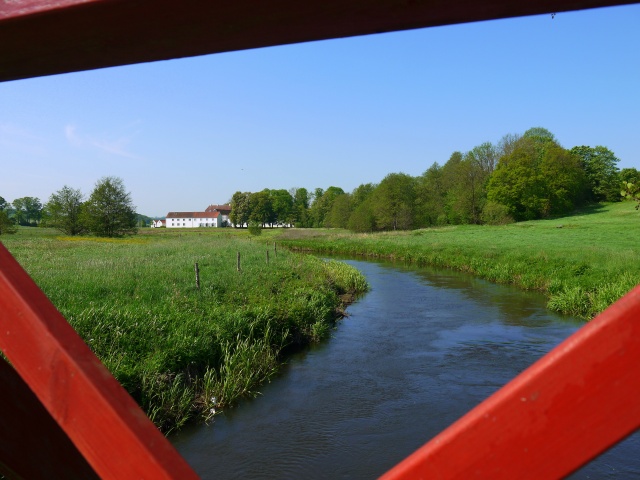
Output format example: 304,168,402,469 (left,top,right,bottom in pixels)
1,227,367,432
277,202,640,319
